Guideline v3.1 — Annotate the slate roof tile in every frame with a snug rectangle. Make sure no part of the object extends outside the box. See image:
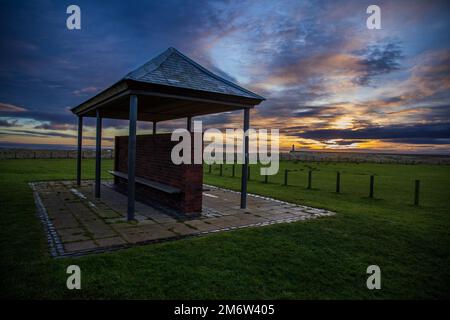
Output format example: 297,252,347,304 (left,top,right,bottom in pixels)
125,47,264,100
